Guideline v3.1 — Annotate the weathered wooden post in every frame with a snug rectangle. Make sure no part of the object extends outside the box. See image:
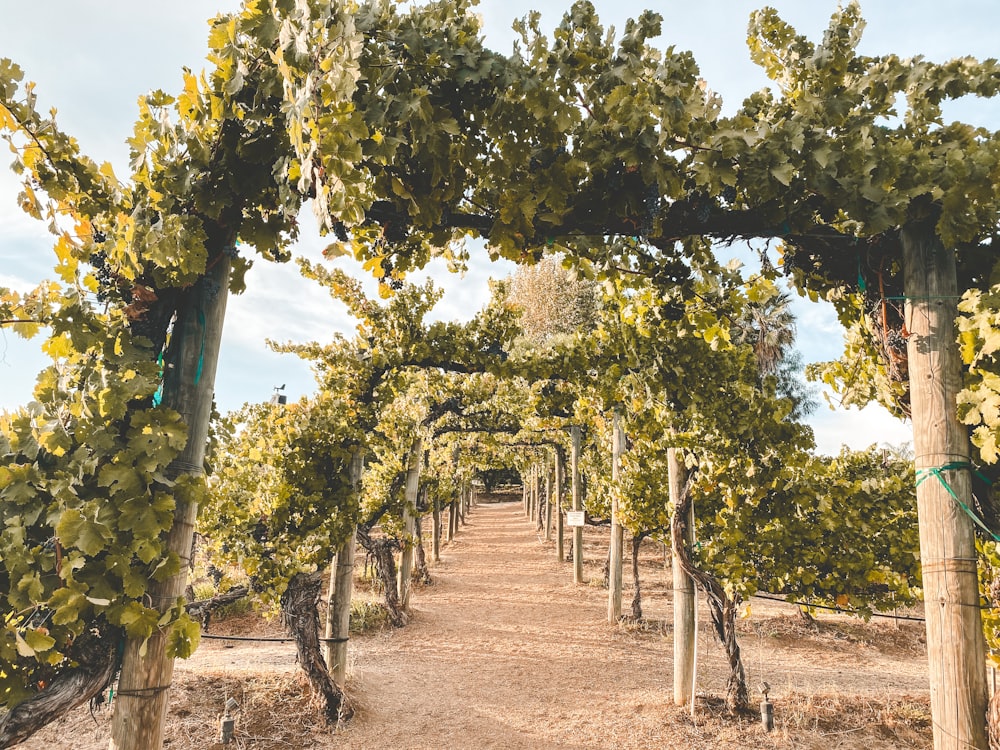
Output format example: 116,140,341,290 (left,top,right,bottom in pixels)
670,447,696,707
902,223,988,749
608,411,625,623
110,257,231,750
535,463,545,531
528,463,536,520
555,447,565,562
431,494,441,563
571,425,584,584
544,455,553,541
397,438,422,610
324,449,364,685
